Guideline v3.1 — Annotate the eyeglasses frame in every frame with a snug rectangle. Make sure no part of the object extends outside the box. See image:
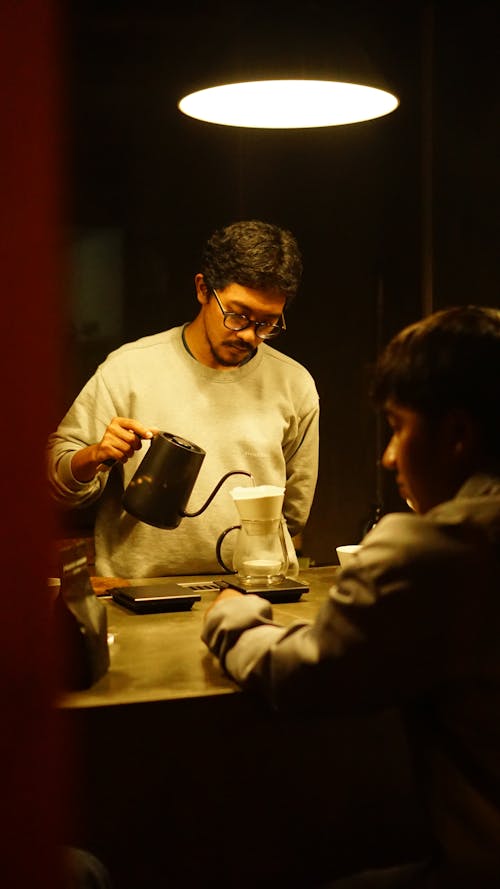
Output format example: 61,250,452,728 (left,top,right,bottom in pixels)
211,288,286,339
